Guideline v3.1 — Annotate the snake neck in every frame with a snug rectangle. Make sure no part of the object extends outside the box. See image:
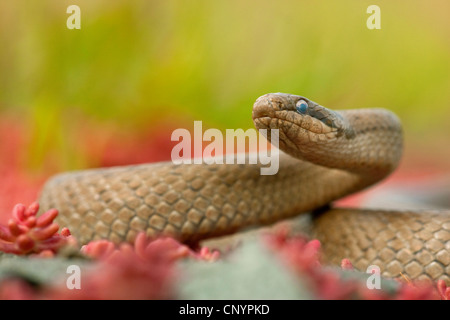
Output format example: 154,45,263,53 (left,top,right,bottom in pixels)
275,108,403,181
